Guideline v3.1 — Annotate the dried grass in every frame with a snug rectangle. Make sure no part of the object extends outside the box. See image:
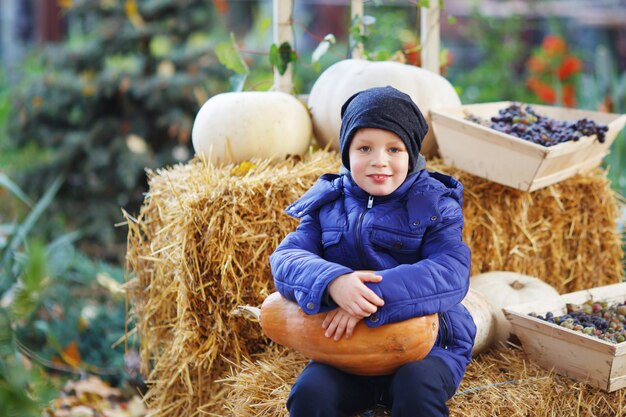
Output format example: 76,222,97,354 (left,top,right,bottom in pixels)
428,159,624,293
222,344,626,417
124,150,624,417
125,151,340,416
